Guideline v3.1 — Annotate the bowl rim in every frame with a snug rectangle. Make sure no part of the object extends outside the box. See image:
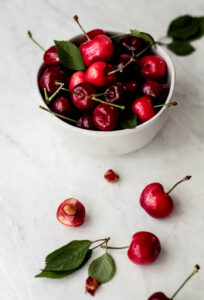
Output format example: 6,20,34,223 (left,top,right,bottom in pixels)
37,42,175,137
